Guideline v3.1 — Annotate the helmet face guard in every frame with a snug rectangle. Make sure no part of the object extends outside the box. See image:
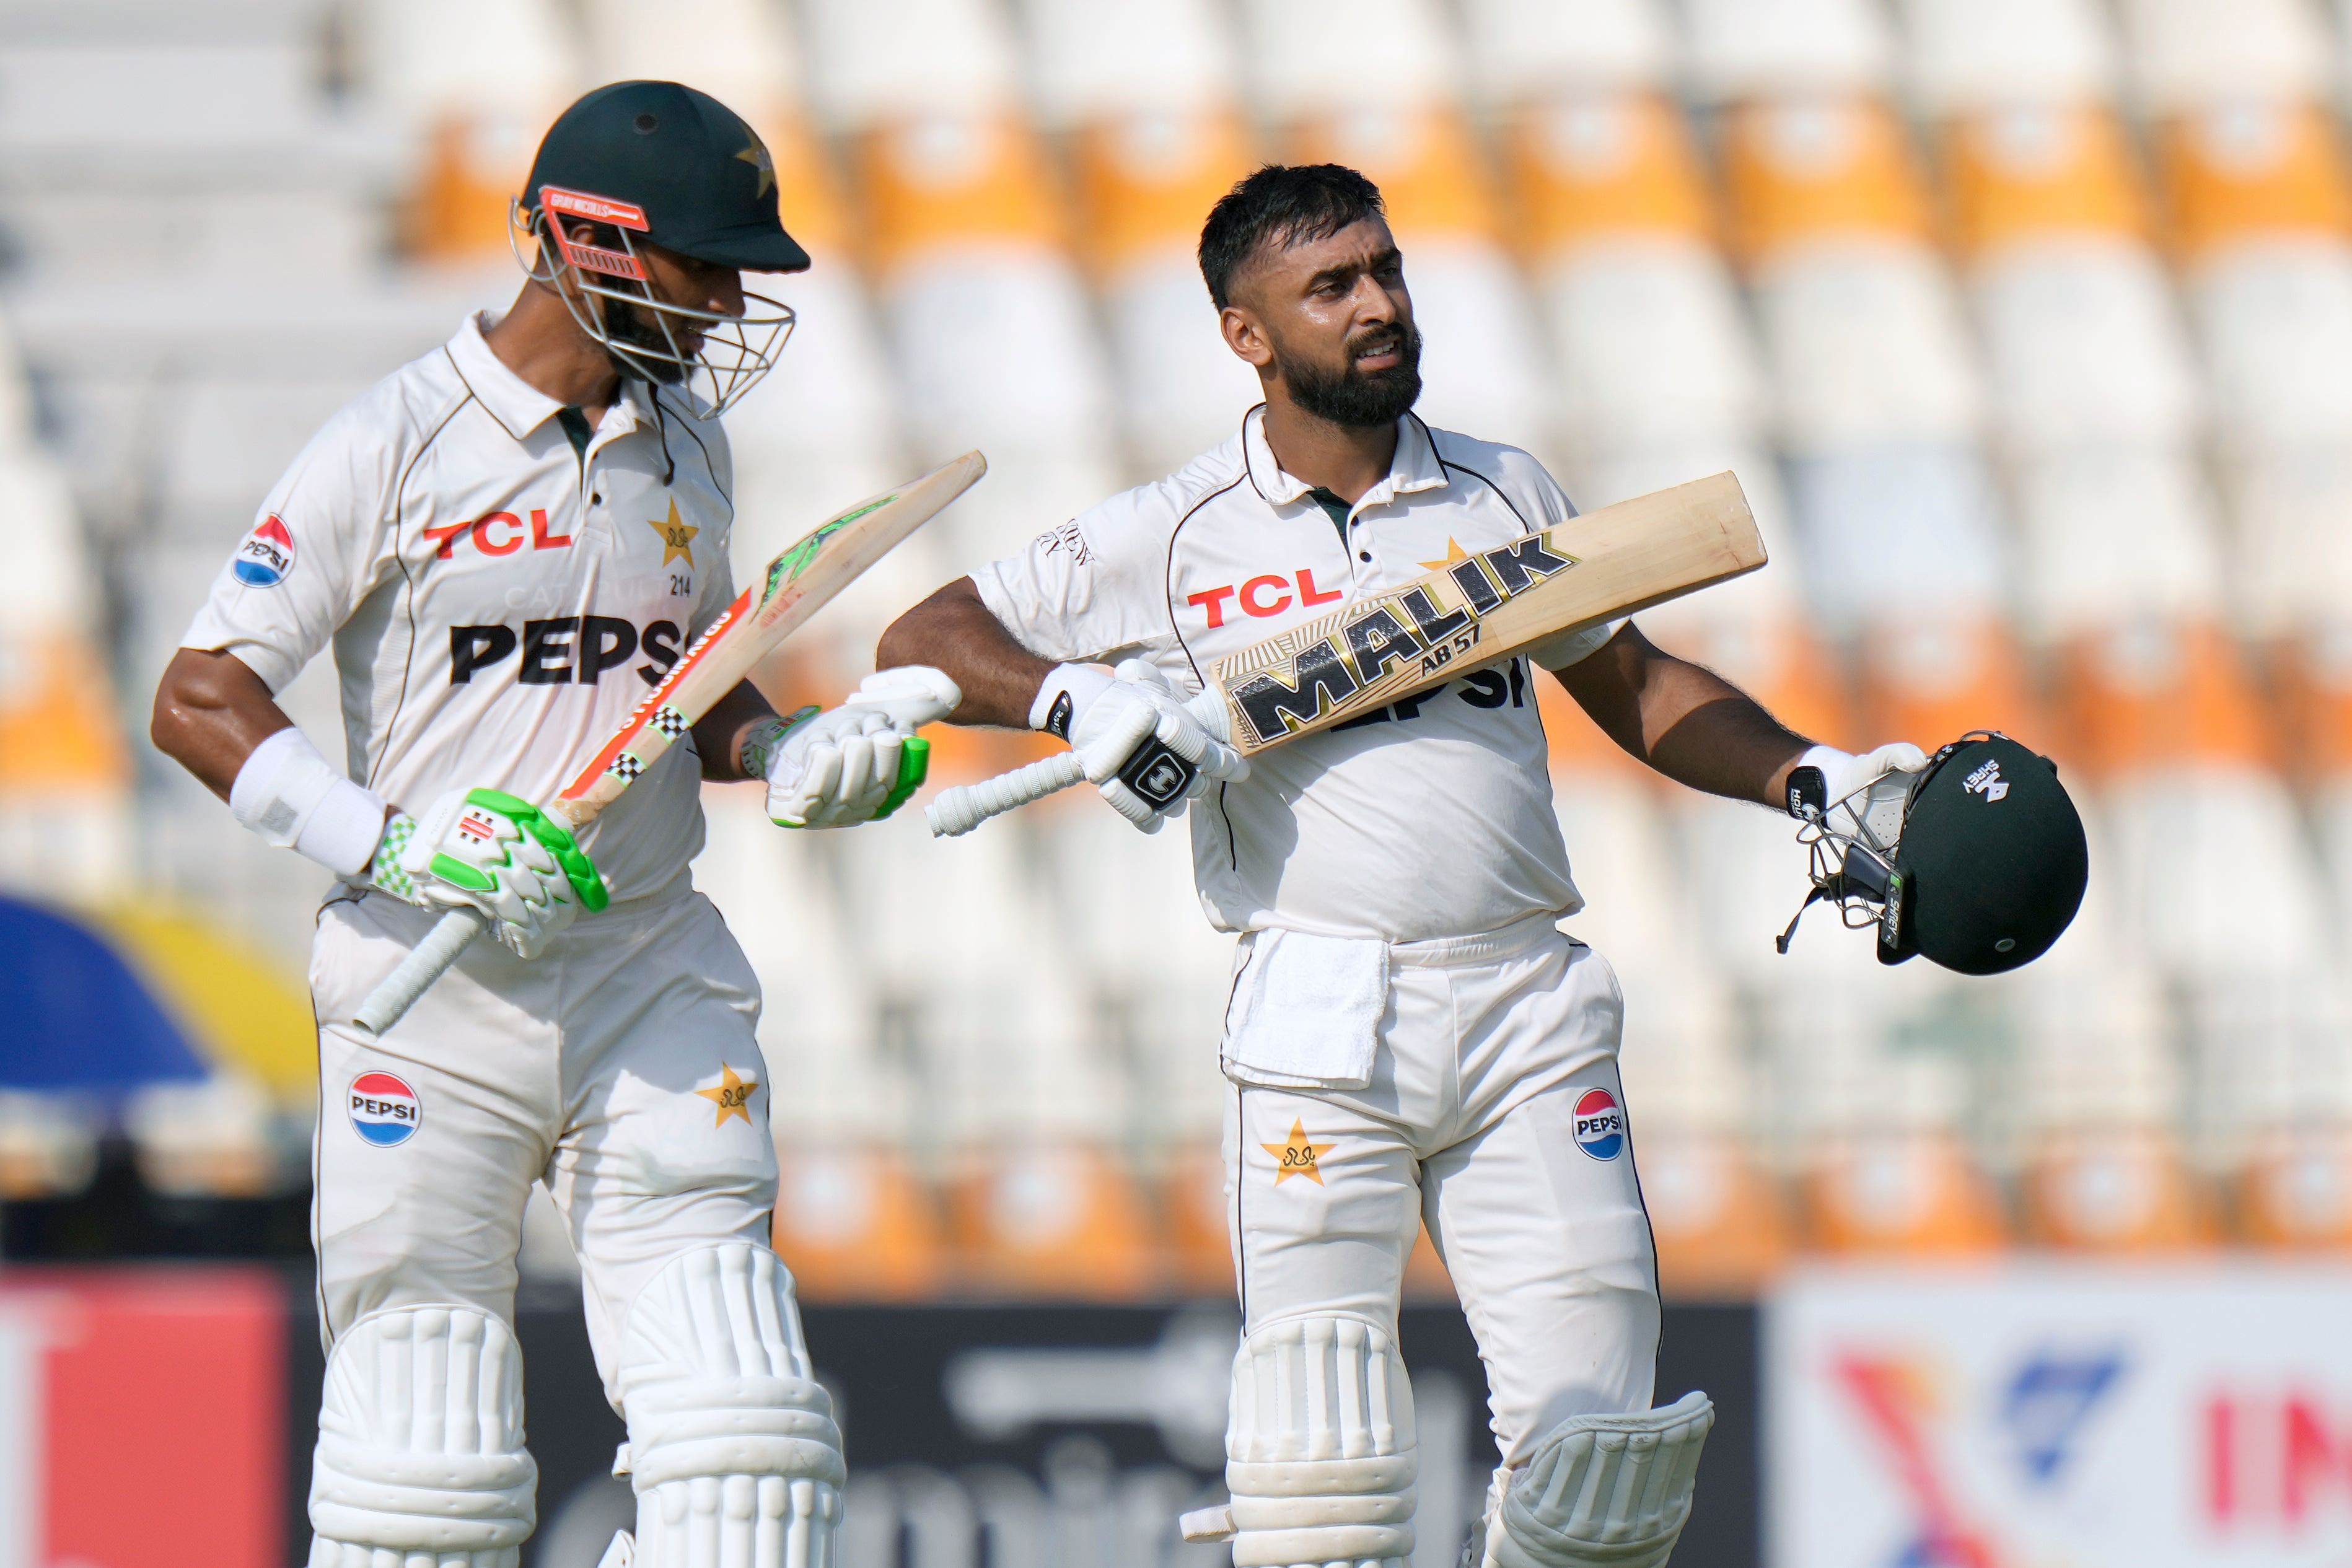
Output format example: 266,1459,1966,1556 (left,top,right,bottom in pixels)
1779,731,2089,975
516,186,794,419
